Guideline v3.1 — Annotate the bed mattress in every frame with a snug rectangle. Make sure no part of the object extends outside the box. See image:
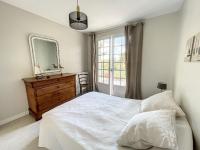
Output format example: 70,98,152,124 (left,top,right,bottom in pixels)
39,92,193,150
